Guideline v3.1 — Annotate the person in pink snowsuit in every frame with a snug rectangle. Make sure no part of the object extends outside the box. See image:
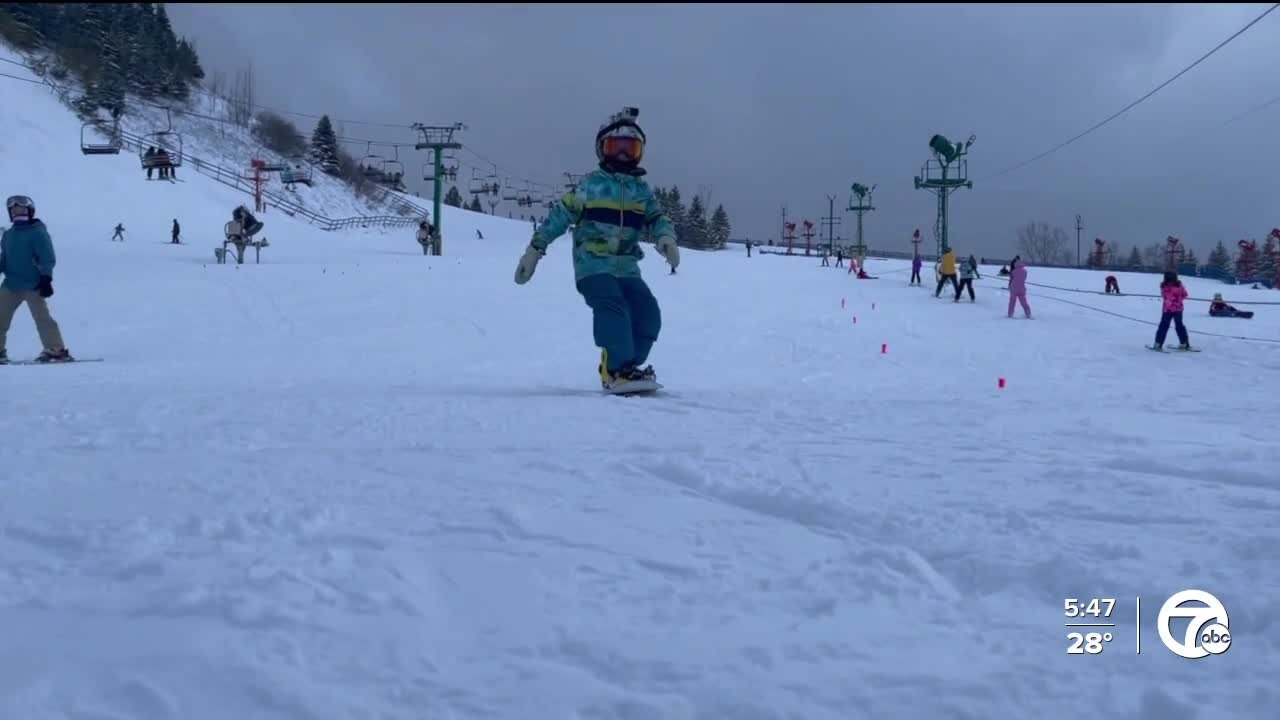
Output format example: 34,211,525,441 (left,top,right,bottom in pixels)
1007,256,1031,318
1153,271,1191,349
